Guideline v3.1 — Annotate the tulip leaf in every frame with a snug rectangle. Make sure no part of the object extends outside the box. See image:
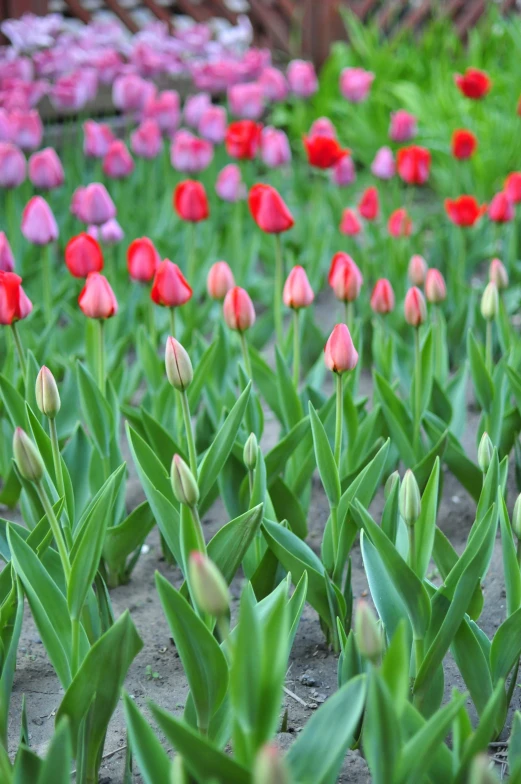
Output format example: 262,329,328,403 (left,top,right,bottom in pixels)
490,605,521,684
264,416,310,482
276,346,303,430
451,619,494,717
36,719,72,784
76,361,114,459
206,503,264,584
123,694,171,784
467,330,494,414
498,495,521,617
414,457,440,580
309,402,340,509
363,670,400,784
103,501,155,577
453,680,506,782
